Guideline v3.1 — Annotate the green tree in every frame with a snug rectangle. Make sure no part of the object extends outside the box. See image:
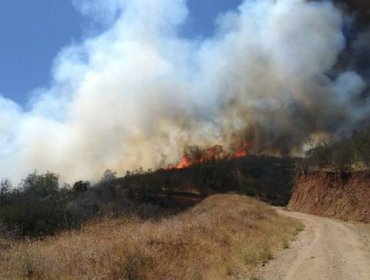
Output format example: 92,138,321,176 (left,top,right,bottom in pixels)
0,172,71,237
